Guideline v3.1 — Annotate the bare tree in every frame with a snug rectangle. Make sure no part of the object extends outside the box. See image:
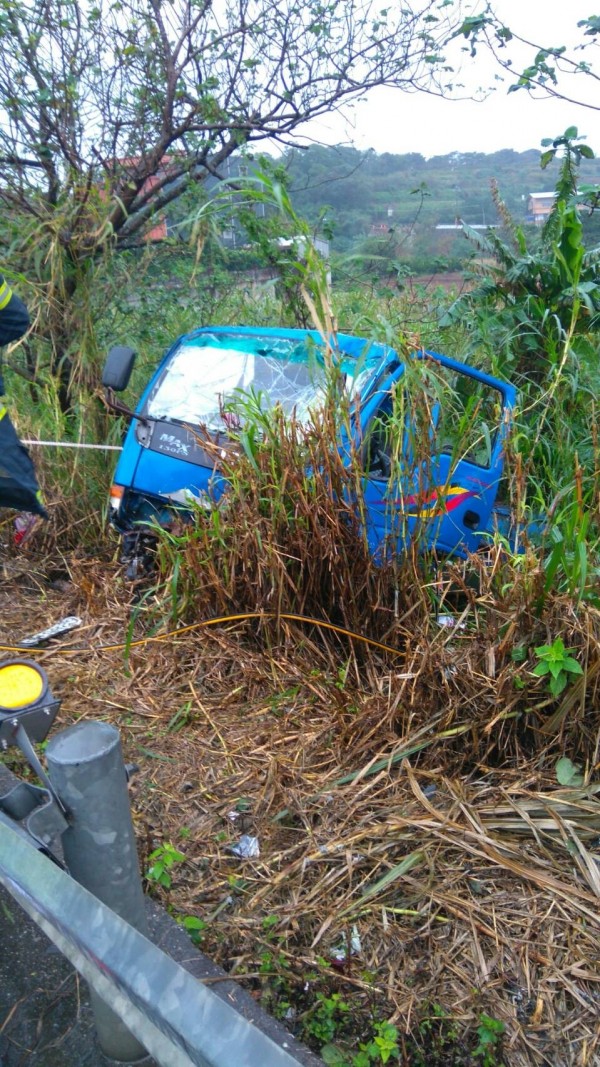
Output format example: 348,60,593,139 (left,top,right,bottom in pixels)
0,0,469,409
